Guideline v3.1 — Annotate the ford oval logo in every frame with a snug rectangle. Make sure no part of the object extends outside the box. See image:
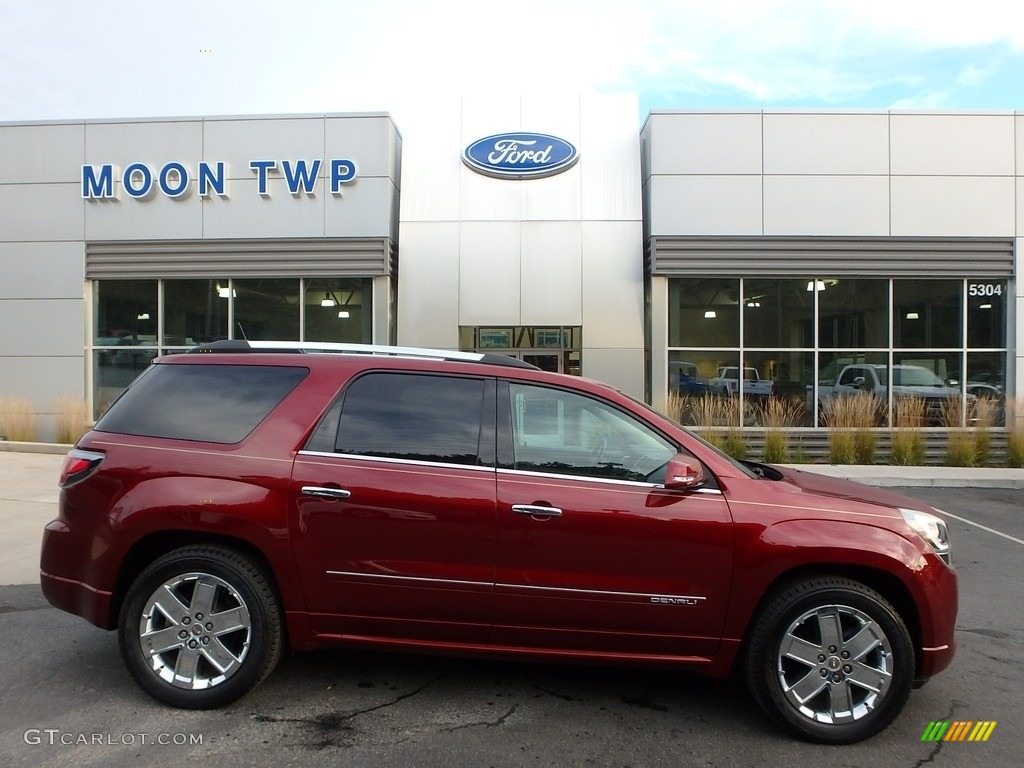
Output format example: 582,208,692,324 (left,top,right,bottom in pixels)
463,132,579,180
